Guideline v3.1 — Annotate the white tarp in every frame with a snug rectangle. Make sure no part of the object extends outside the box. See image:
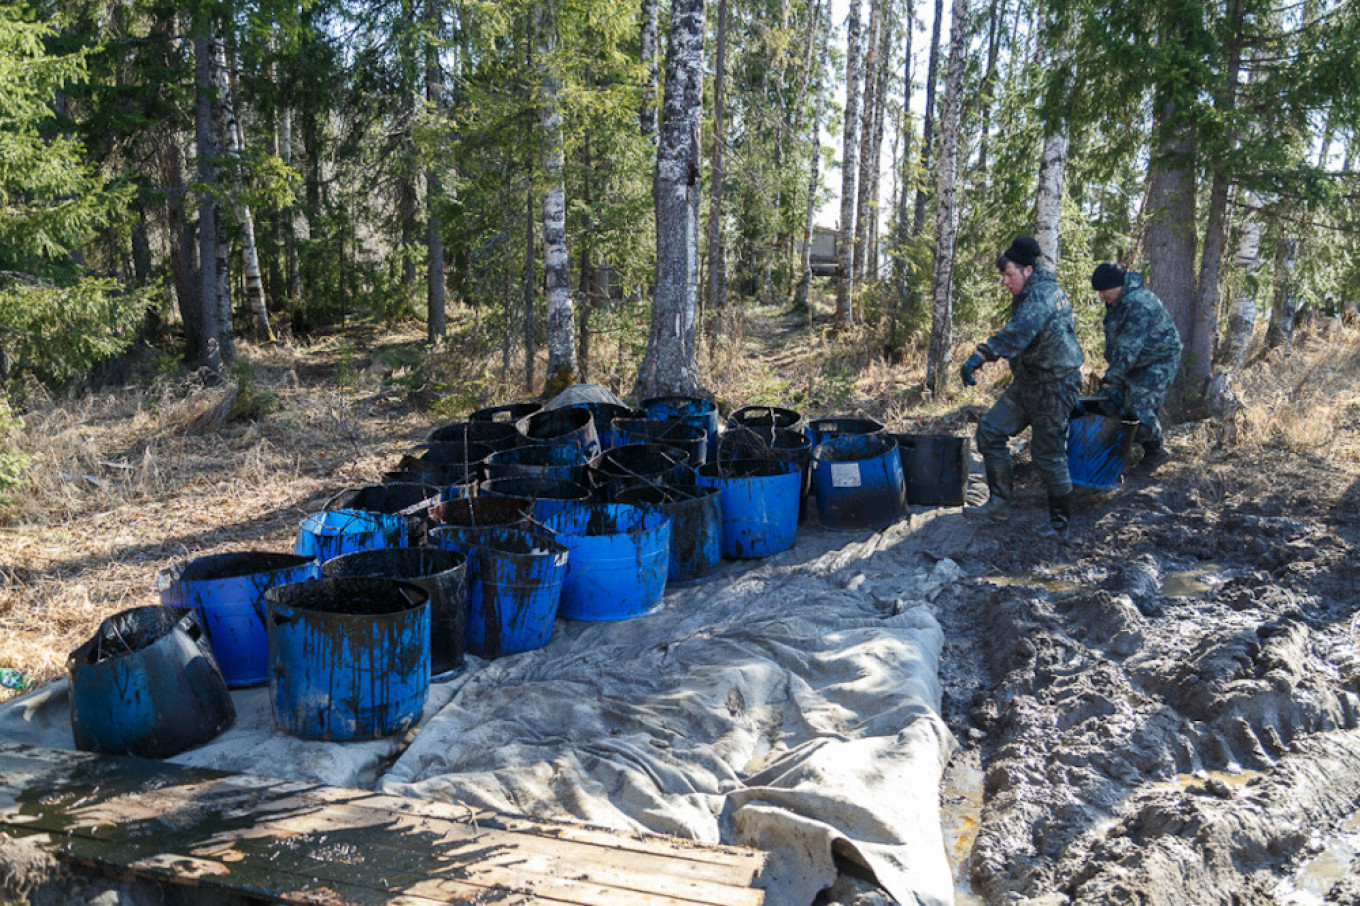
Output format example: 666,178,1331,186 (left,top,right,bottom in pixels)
0,510,976,905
